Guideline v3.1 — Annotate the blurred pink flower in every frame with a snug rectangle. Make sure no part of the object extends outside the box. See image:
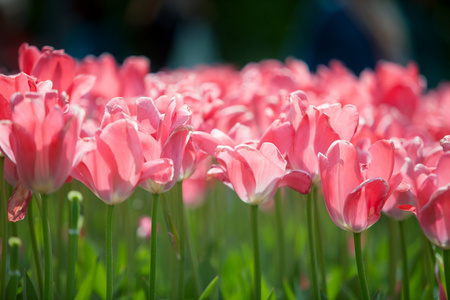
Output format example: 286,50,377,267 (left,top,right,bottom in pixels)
137,216,158,239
